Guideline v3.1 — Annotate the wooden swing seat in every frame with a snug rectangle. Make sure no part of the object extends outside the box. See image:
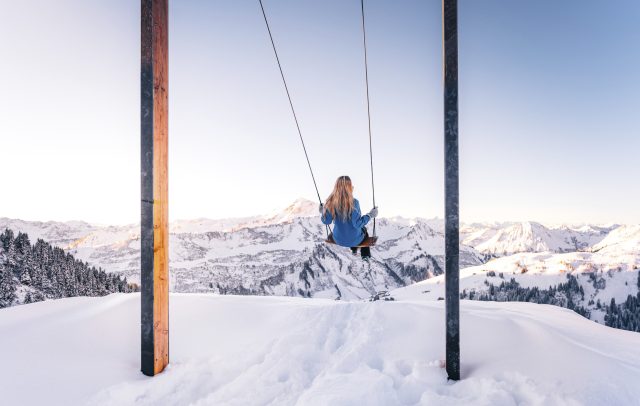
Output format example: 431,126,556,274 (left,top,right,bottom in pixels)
324,233,378,248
